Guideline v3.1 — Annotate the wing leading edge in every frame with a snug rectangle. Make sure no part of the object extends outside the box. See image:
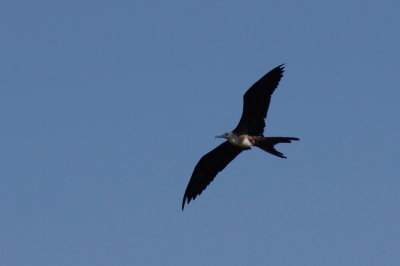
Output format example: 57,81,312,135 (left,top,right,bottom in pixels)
233,64,285,136
182,141,245,210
